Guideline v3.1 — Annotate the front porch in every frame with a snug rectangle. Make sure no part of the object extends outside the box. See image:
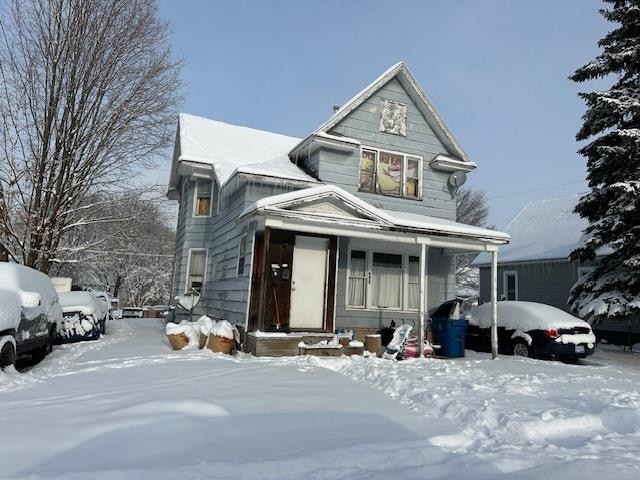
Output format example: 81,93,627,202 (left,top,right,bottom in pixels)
240,185,509,357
